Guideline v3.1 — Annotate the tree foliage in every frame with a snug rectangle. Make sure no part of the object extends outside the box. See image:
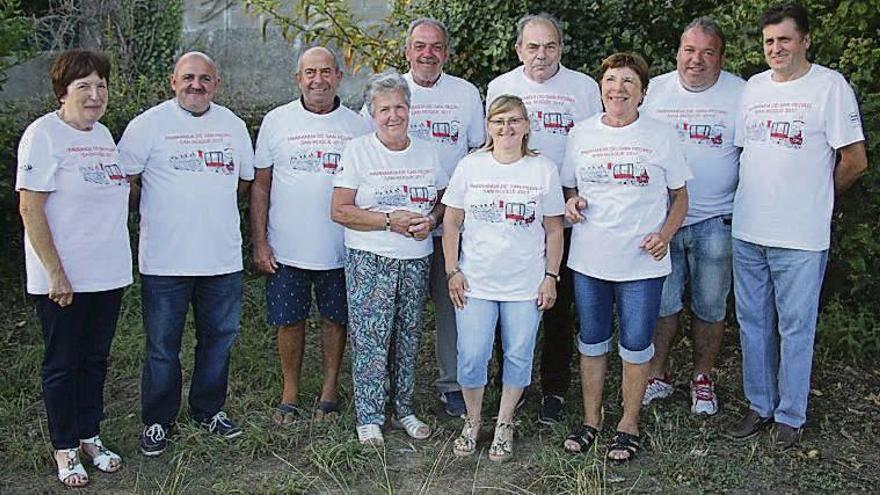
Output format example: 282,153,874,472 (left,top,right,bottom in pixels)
0,0,34,92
